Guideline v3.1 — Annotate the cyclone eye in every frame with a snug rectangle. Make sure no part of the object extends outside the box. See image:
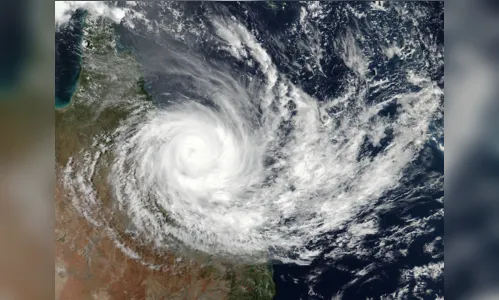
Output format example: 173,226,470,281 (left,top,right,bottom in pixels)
59,2,443,270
